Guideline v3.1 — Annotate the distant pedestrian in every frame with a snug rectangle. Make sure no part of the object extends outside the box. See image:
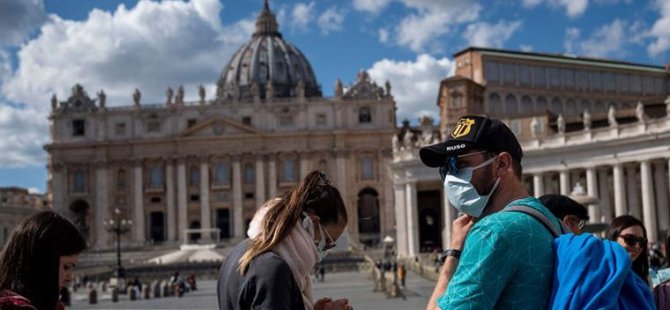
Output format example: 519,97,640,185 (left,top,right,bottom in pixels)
0,211,87,310
397,265,406,287
319,265,325,282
